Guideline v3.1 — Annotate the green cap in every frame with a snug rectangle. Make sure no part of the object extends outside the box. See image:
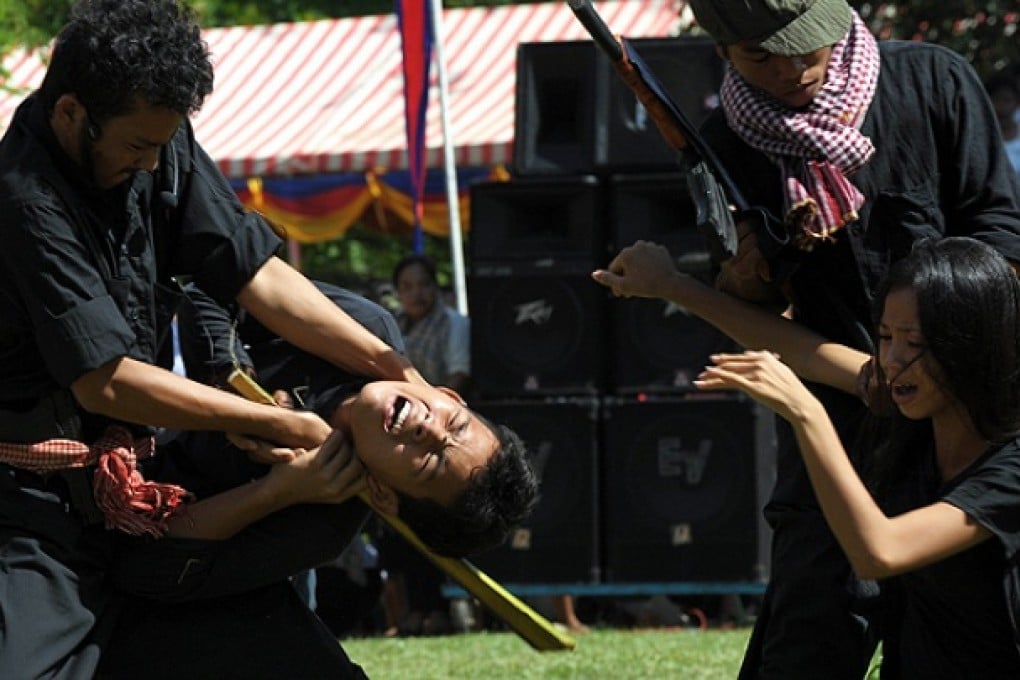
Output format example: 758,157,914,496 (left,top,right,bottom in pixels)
687,0,852,56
